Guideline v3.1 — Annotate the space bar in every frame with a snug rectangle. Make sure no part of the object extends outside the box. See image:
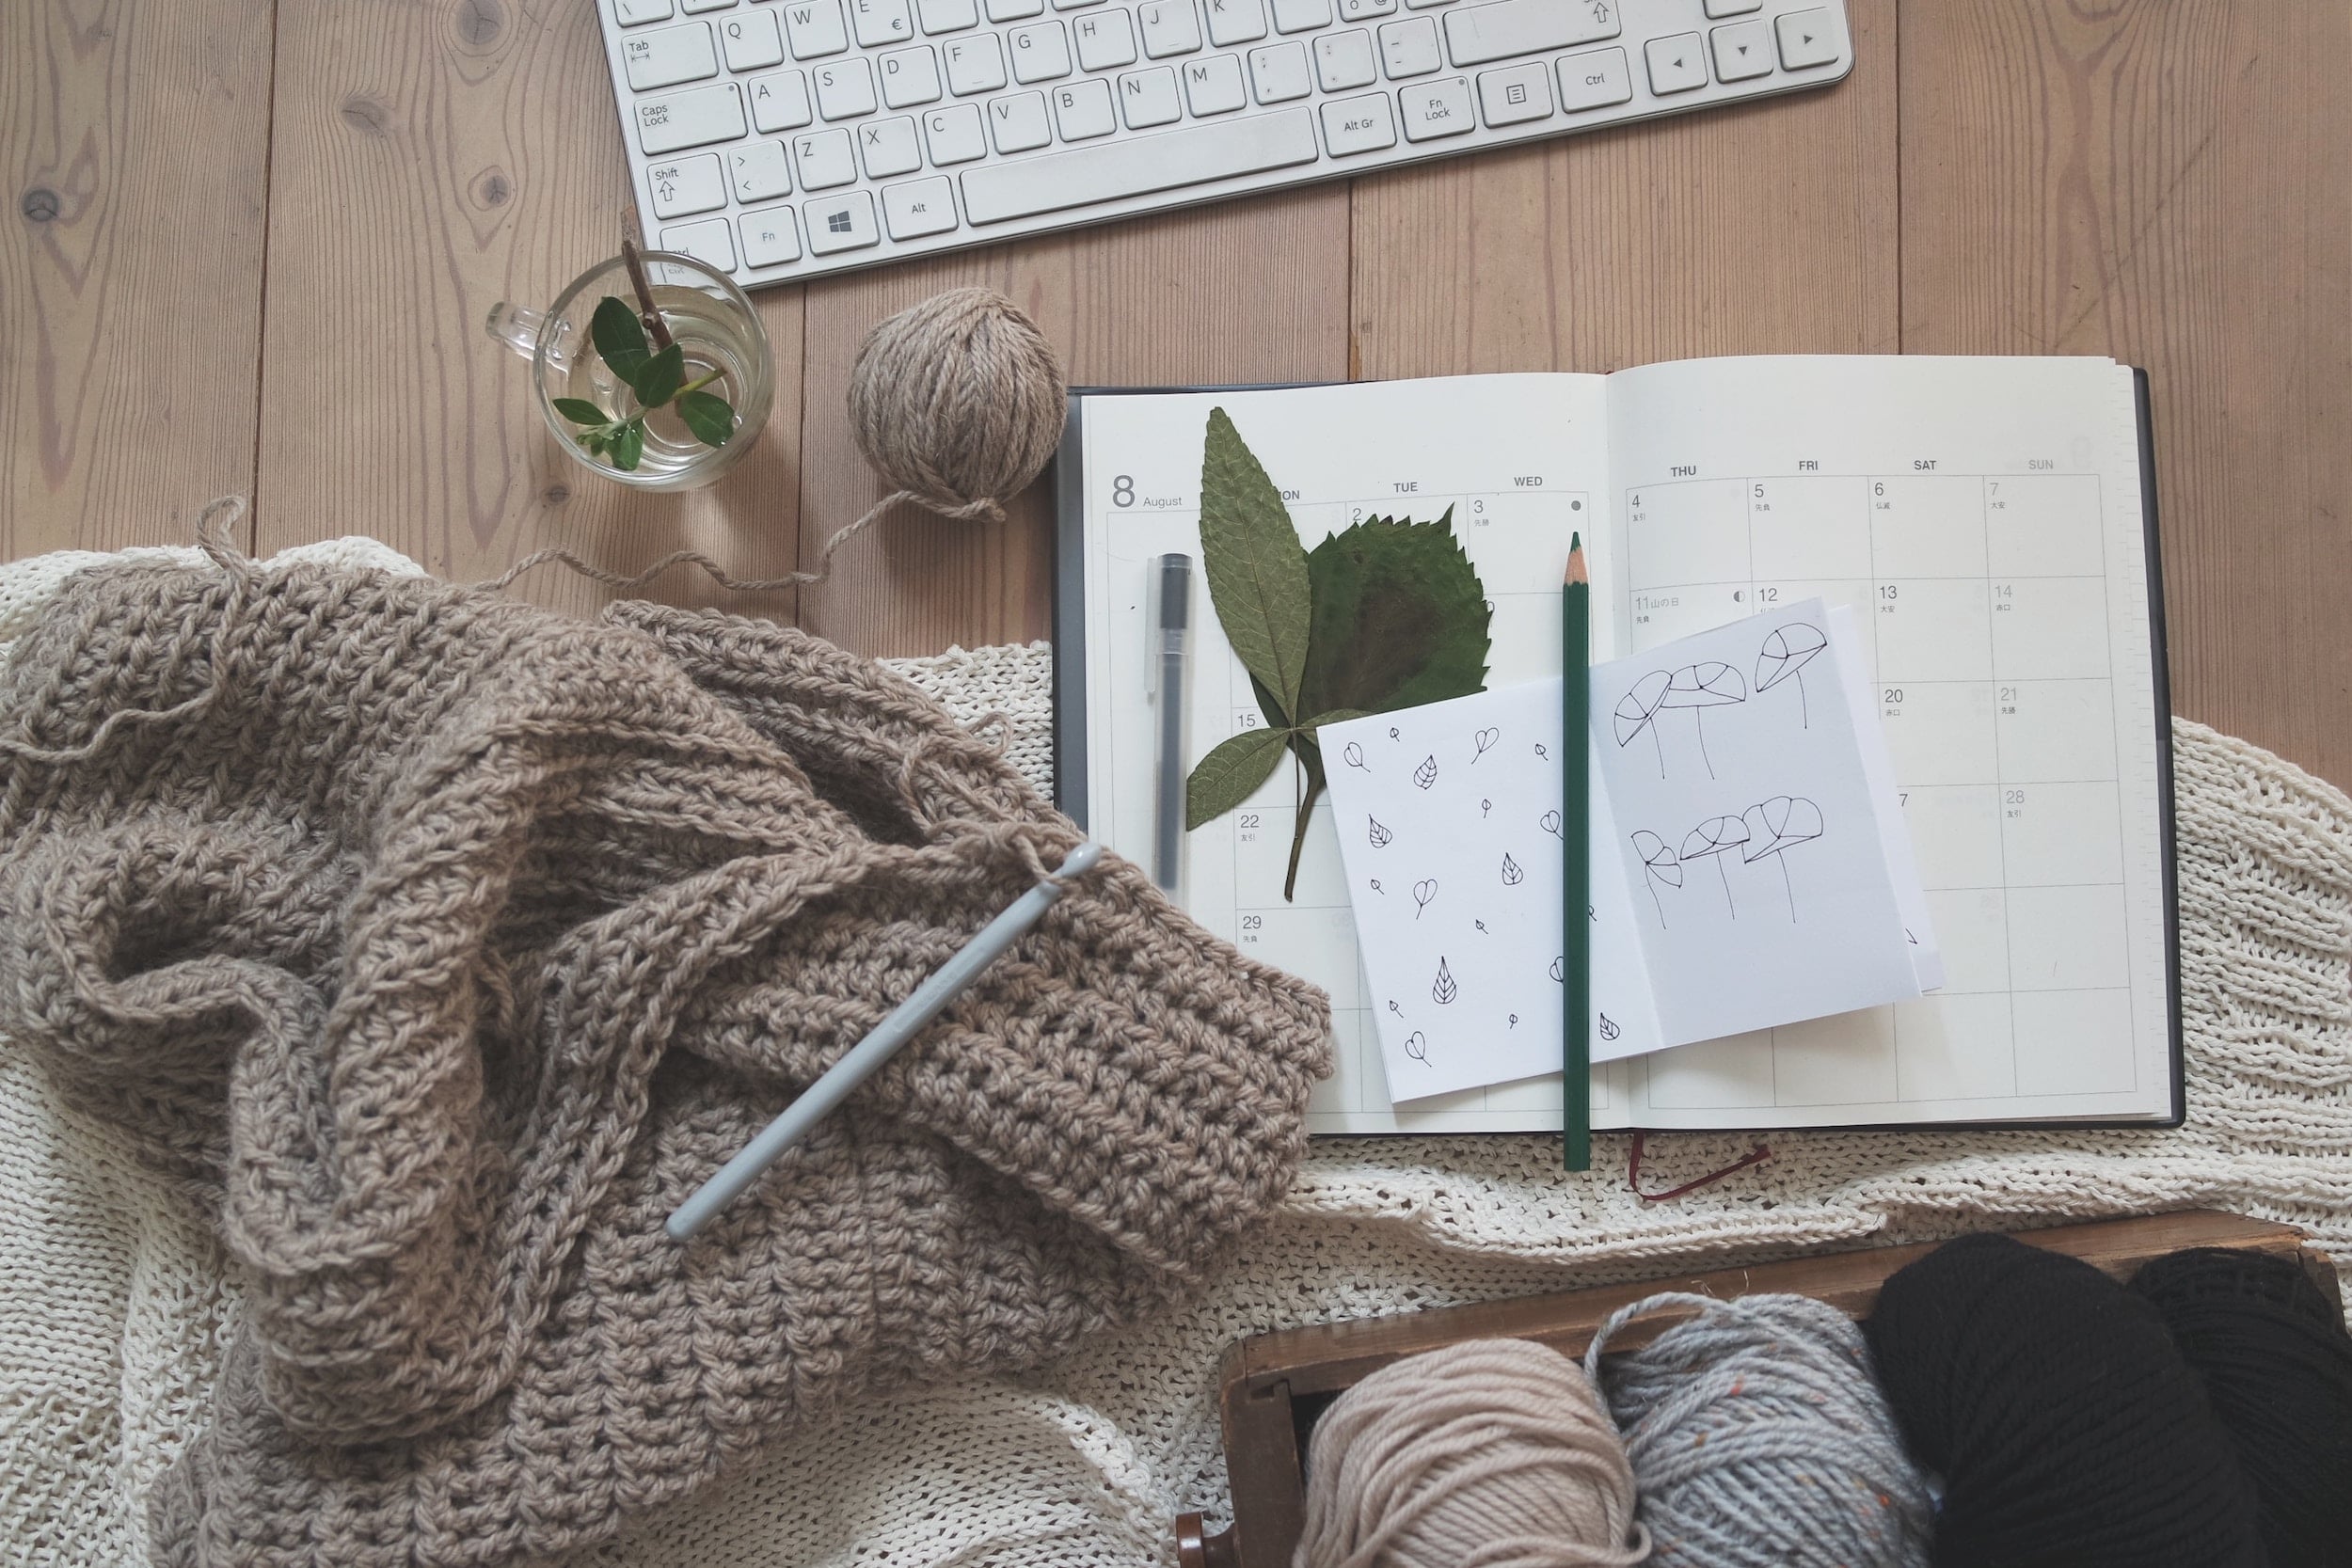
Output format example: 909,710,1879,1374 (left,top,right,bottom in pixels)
961,110,1321,225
